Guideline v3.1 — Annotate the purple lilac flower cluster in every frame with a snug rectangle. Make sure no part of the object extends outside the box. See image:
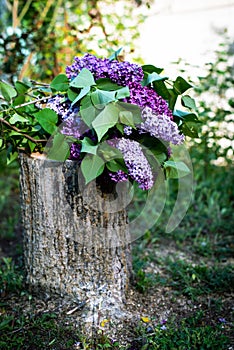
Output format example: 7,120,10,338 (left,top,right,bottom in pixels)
126,82,173,119
140,107,185,145
45,54,186,188
46,95,70,118
66,53,144,86
47,95,80,121
116,138,154,190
